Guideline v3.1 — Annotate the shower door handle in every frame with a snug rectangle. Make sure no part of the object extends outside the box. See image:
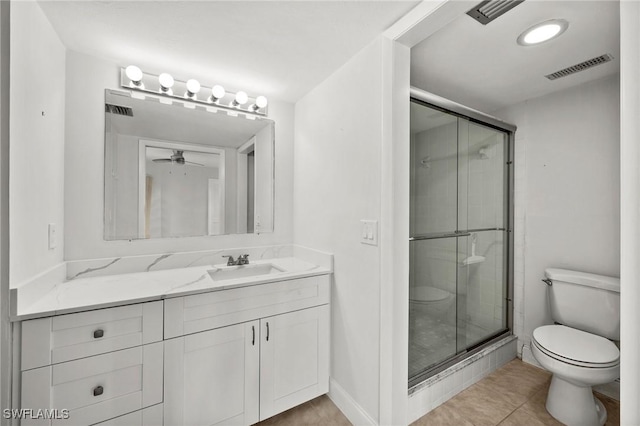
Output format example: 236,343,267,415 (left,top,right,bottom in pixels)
410,232,471,241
